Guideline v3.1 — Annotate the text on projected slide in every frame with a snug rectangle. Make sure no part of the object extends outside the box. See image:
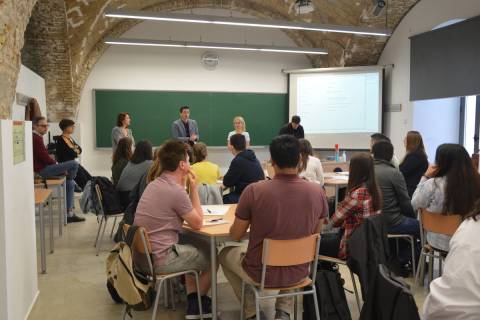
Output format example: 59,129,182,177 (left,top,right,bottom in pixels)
297,72,380,134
